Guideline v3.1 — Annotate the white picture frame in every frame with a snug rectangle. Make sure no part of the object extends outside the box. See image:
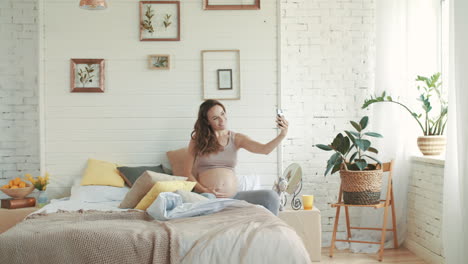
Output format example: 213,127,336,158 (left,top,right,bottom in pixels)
202,50,240,100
